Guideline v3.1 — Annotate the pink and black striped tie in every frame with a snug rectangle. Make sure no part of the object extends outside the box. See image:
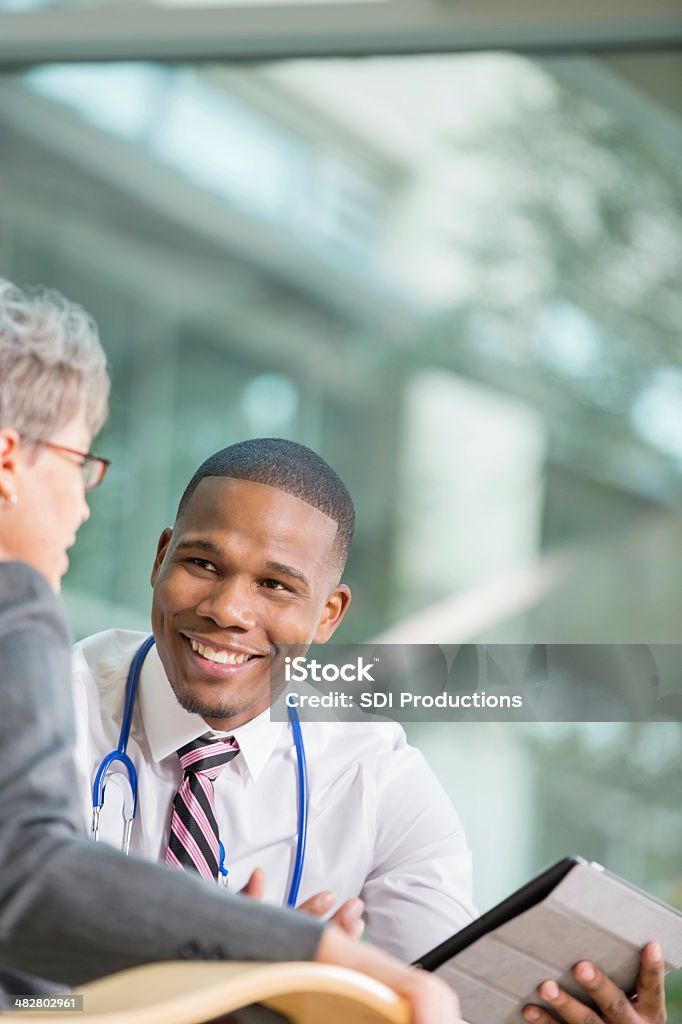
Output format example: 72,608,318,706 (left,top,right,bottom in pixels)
165,735,239,883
